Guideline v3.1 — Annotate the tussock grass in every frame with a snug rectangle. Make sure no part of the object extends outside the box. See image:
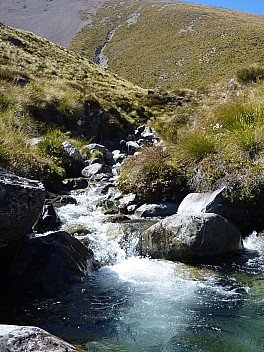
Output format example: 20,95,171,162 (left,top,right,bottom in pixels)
118,78,264,210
